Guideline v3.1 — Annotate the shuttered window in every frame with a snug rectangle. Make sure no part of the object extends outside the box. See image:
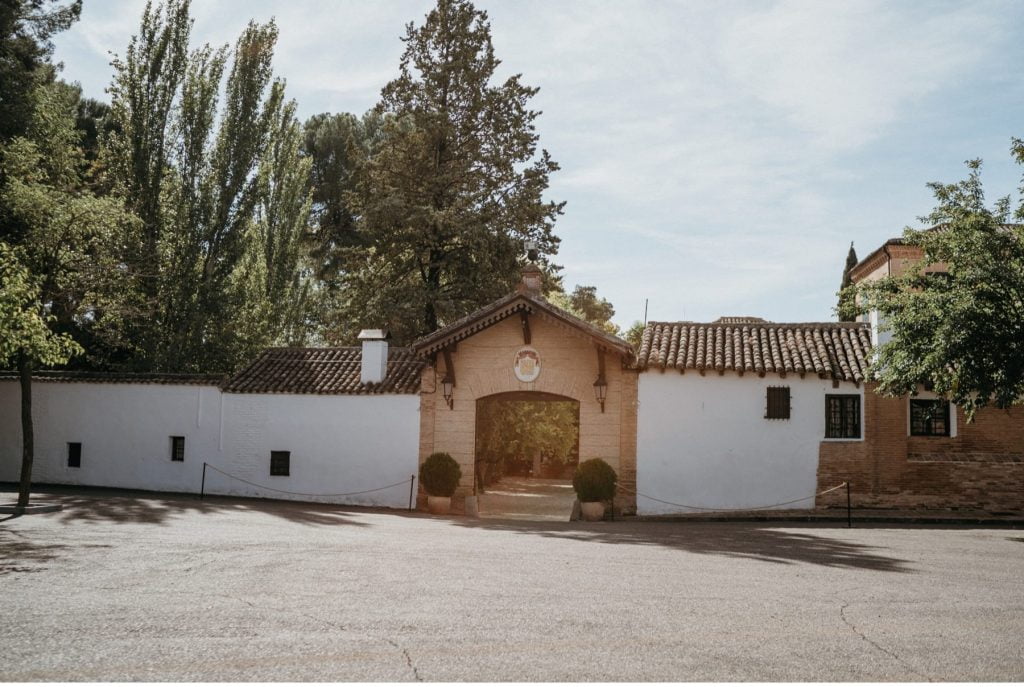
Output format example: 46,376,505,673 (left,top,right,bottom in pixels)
270,451,290,476
766,386,791,419
825,395,861,438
